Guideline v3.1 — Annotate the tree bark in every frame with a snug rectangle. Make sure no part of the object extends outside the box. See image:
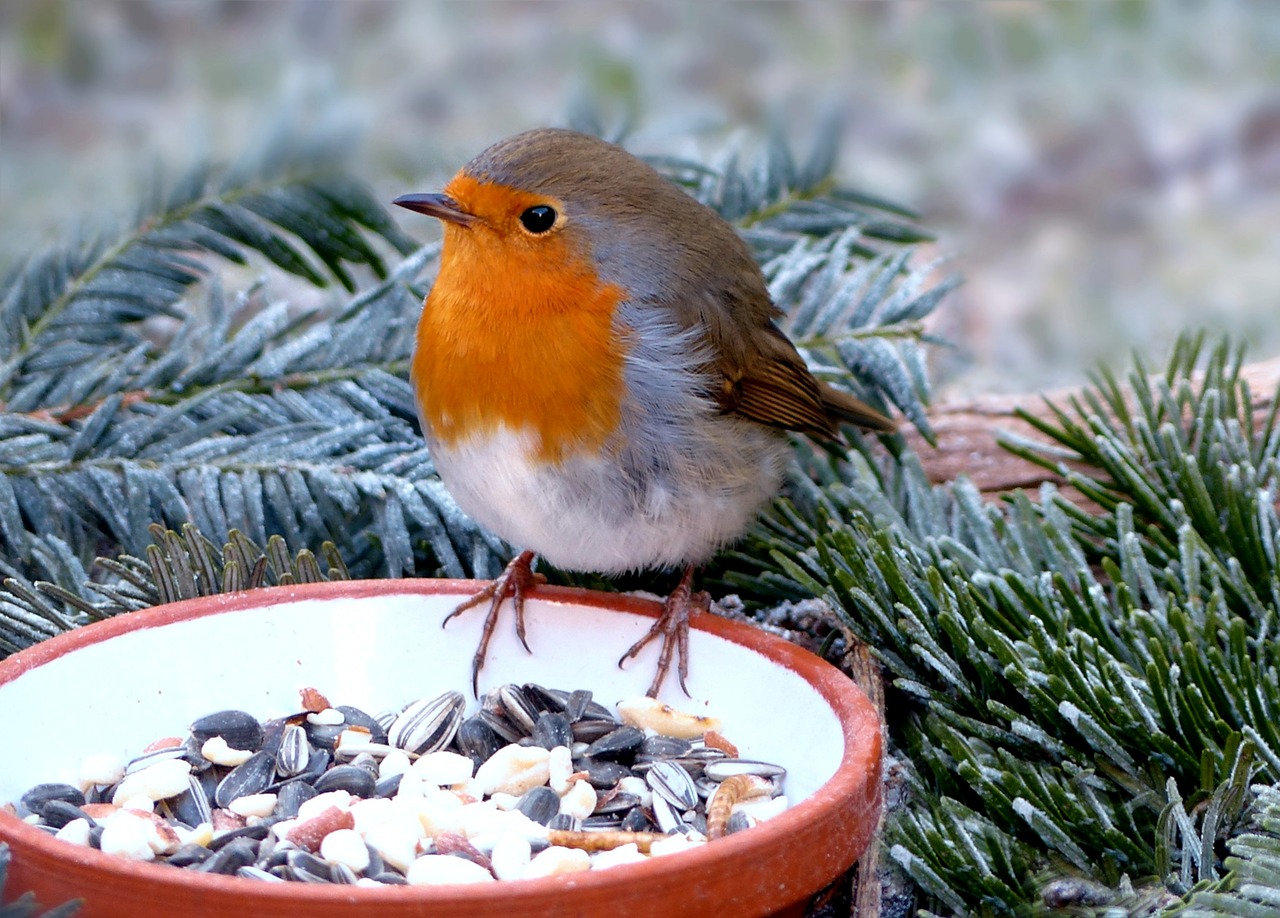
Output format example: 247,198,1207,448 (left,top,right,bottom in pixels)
905,357,1280,498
